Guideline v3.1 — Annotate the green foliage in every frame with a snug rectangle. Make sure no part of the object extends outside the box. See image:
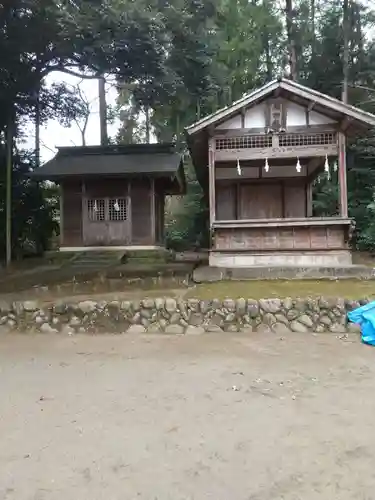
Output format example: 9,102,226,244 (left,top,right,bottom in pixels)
0,148,57,258
165,161,208,251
